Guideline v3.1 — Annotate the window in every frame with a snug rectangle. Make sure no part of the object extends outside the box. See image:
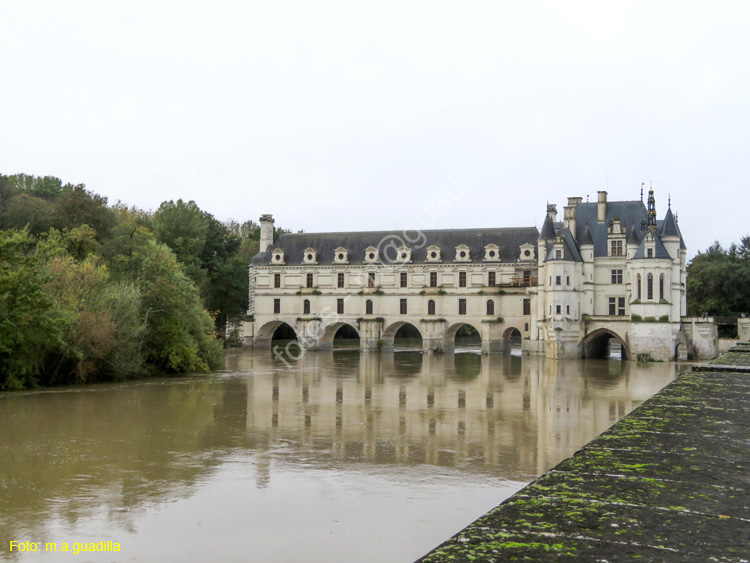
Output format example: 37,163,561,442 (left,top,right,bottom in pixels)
303,299,310,315
487,299,494,315
368,272,376,288
637,274,642,300
609,297,616,315
659,274,664,300
366,299,373,315
430,272,438,287
400,272,407,288
647,248,653,258
555,250,562,260
555,304,561,314
337,298,344,315
458,299,467,315
274,273,281,288
488,271,496,287
618,297,625,316
459,272,467,287
274,298,280,314
611,269,623,284
523,298,531,315
611,240,623,256
306,273,314,288
400,298,407,315
337,273,345,288
566,276,570,285
555,276,561,285
427,299,435,315
566,305,570,314
647,273,654,300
